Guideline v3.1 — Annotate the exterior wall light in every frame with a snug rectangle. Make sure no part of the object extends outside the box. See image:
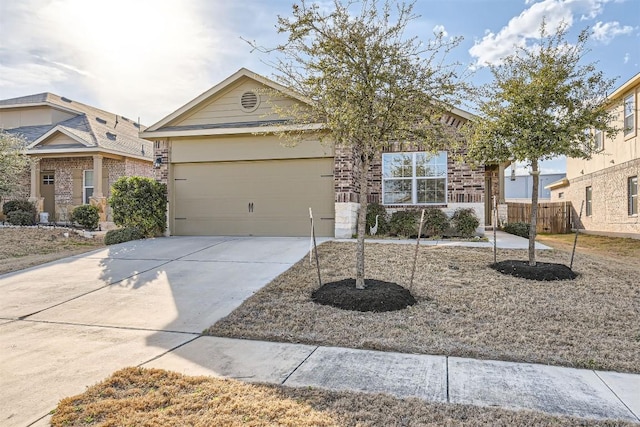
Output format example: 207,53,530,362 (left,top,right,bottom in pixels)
154,155,163,169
